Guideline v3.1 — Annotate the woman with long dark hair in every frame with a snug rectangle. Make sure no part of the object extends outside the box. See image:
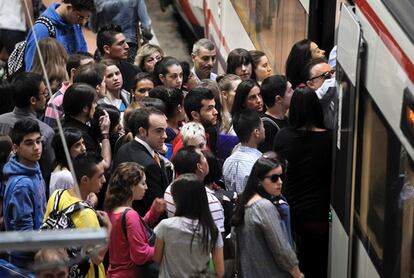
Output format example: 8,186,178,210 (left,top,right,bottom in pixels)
154,174,224,278
273,87,332,278
50,128,86,195
285,39,325,89
231,79,263,116
232,152,302,278
105,162,165,278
